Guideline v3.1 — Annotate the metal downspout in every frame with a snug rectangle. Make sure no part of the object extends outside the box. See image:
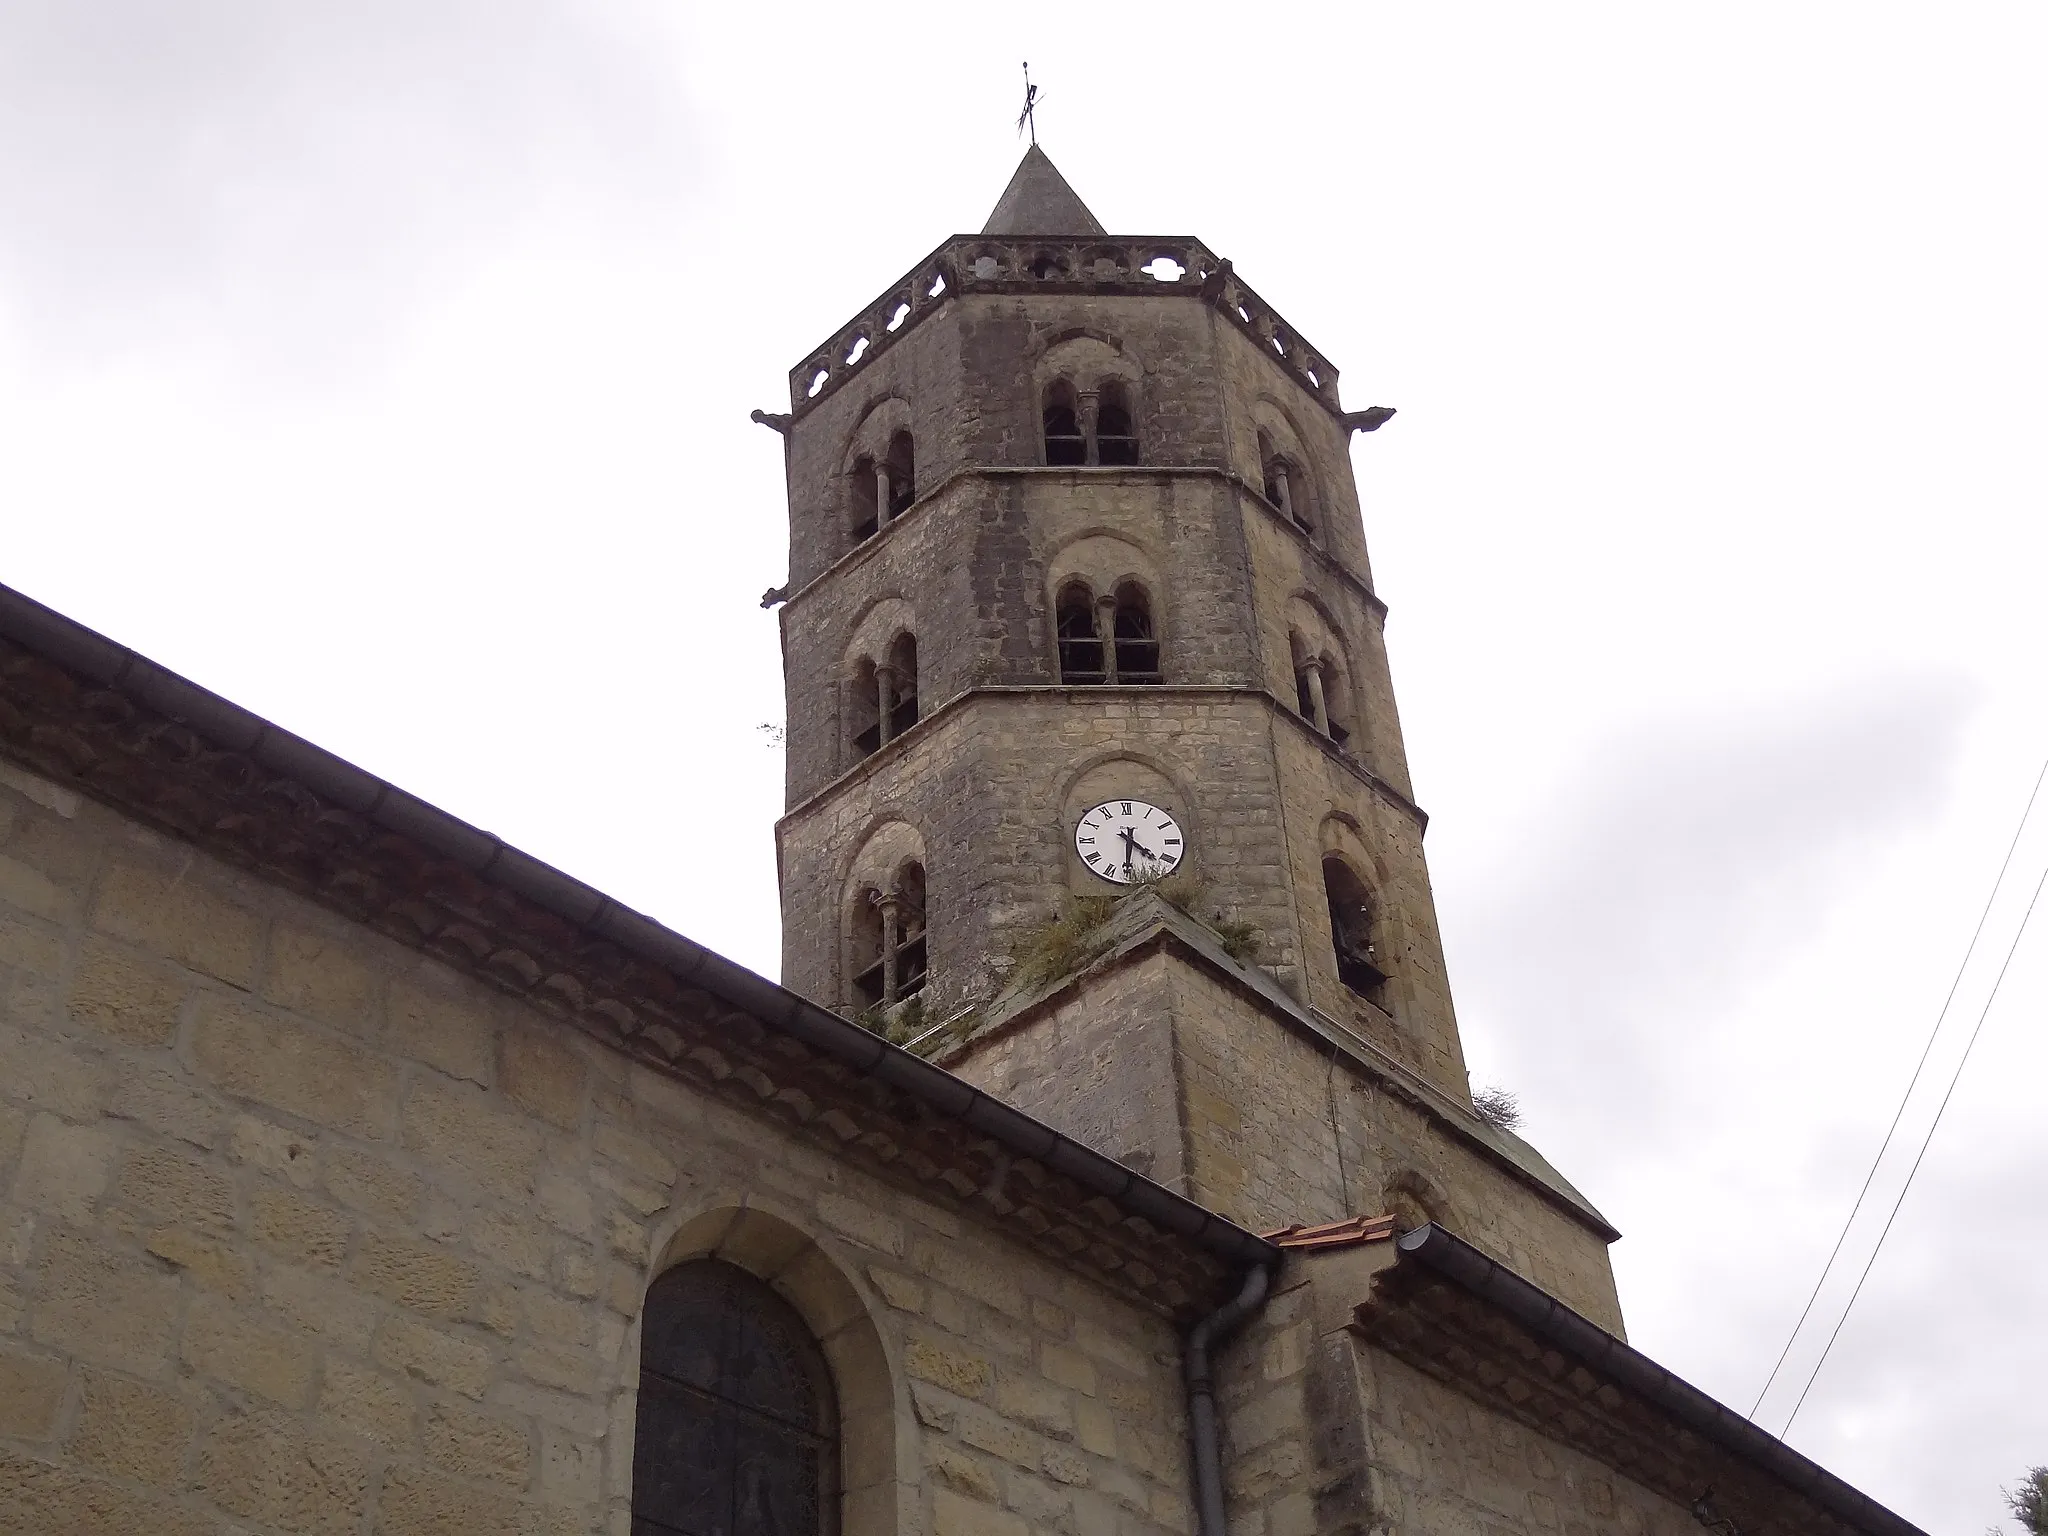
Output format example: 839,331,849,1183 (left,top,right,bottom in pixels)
1184,1262,1274,1536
